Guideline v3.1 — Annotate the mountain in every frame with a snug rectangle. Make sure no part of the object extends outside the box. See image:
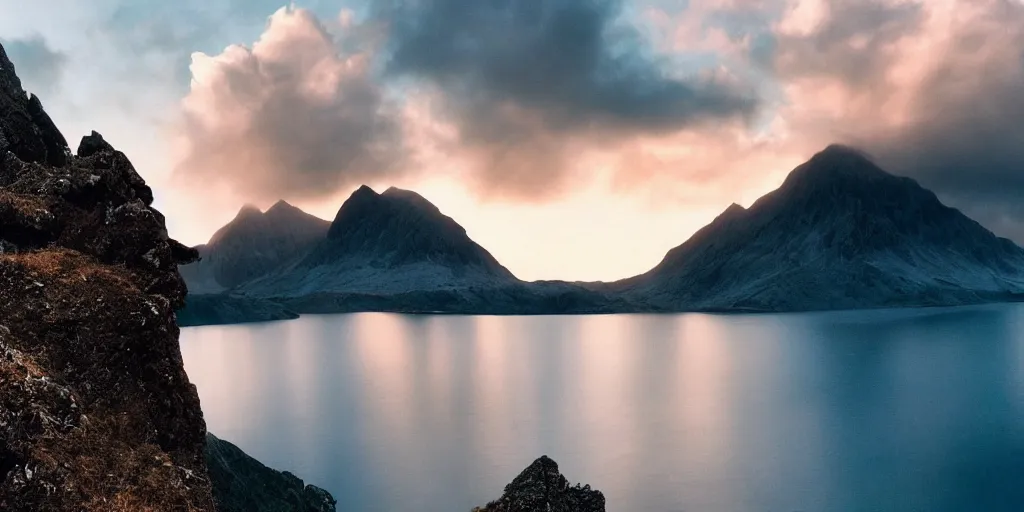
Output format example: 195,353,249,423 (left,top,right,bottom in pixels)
179,200,330,293
239,185,515,297
620,144,1024,311
203,185,625,317
181,144,1024,324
